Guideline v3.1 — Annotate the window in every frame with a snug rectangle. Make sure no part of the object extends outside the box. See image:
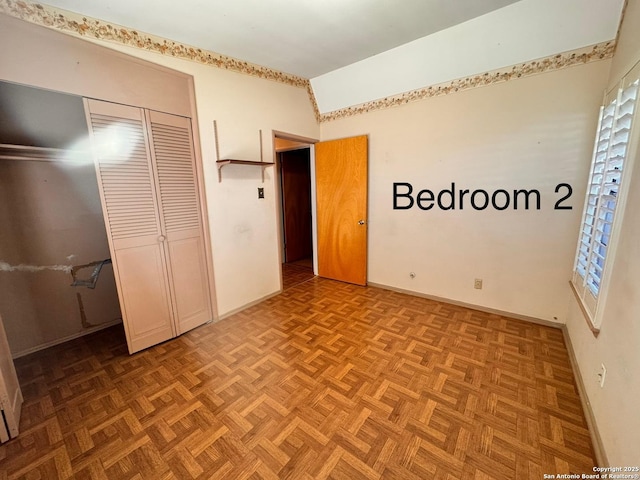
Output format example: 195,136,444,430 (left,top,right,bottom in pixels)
572,78,639,330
